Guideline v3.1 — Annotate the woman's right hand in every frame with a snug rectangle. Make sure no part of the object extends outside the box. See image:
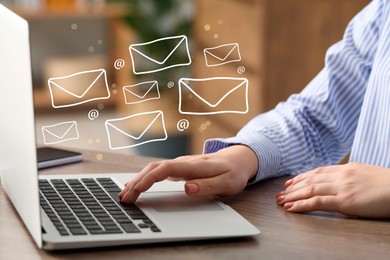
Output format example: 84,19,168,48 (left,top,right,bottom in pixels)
119,145,258,204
